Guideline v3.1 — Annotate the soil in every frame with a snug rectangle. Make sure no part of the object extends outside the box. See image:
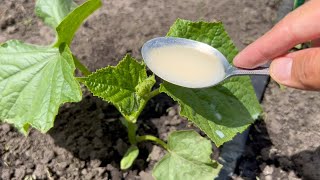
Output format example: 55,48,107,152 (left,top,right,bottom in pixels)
1,0,319,180
235,80,320,180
